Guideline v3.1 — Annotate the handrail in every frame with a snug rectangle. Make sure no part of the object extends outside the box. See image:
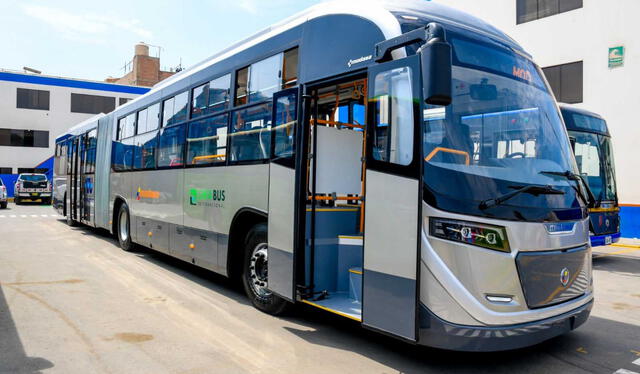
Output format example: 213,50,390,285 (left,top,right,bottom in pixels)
192,154,225,164
424,147,470,165
312,119,365,129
